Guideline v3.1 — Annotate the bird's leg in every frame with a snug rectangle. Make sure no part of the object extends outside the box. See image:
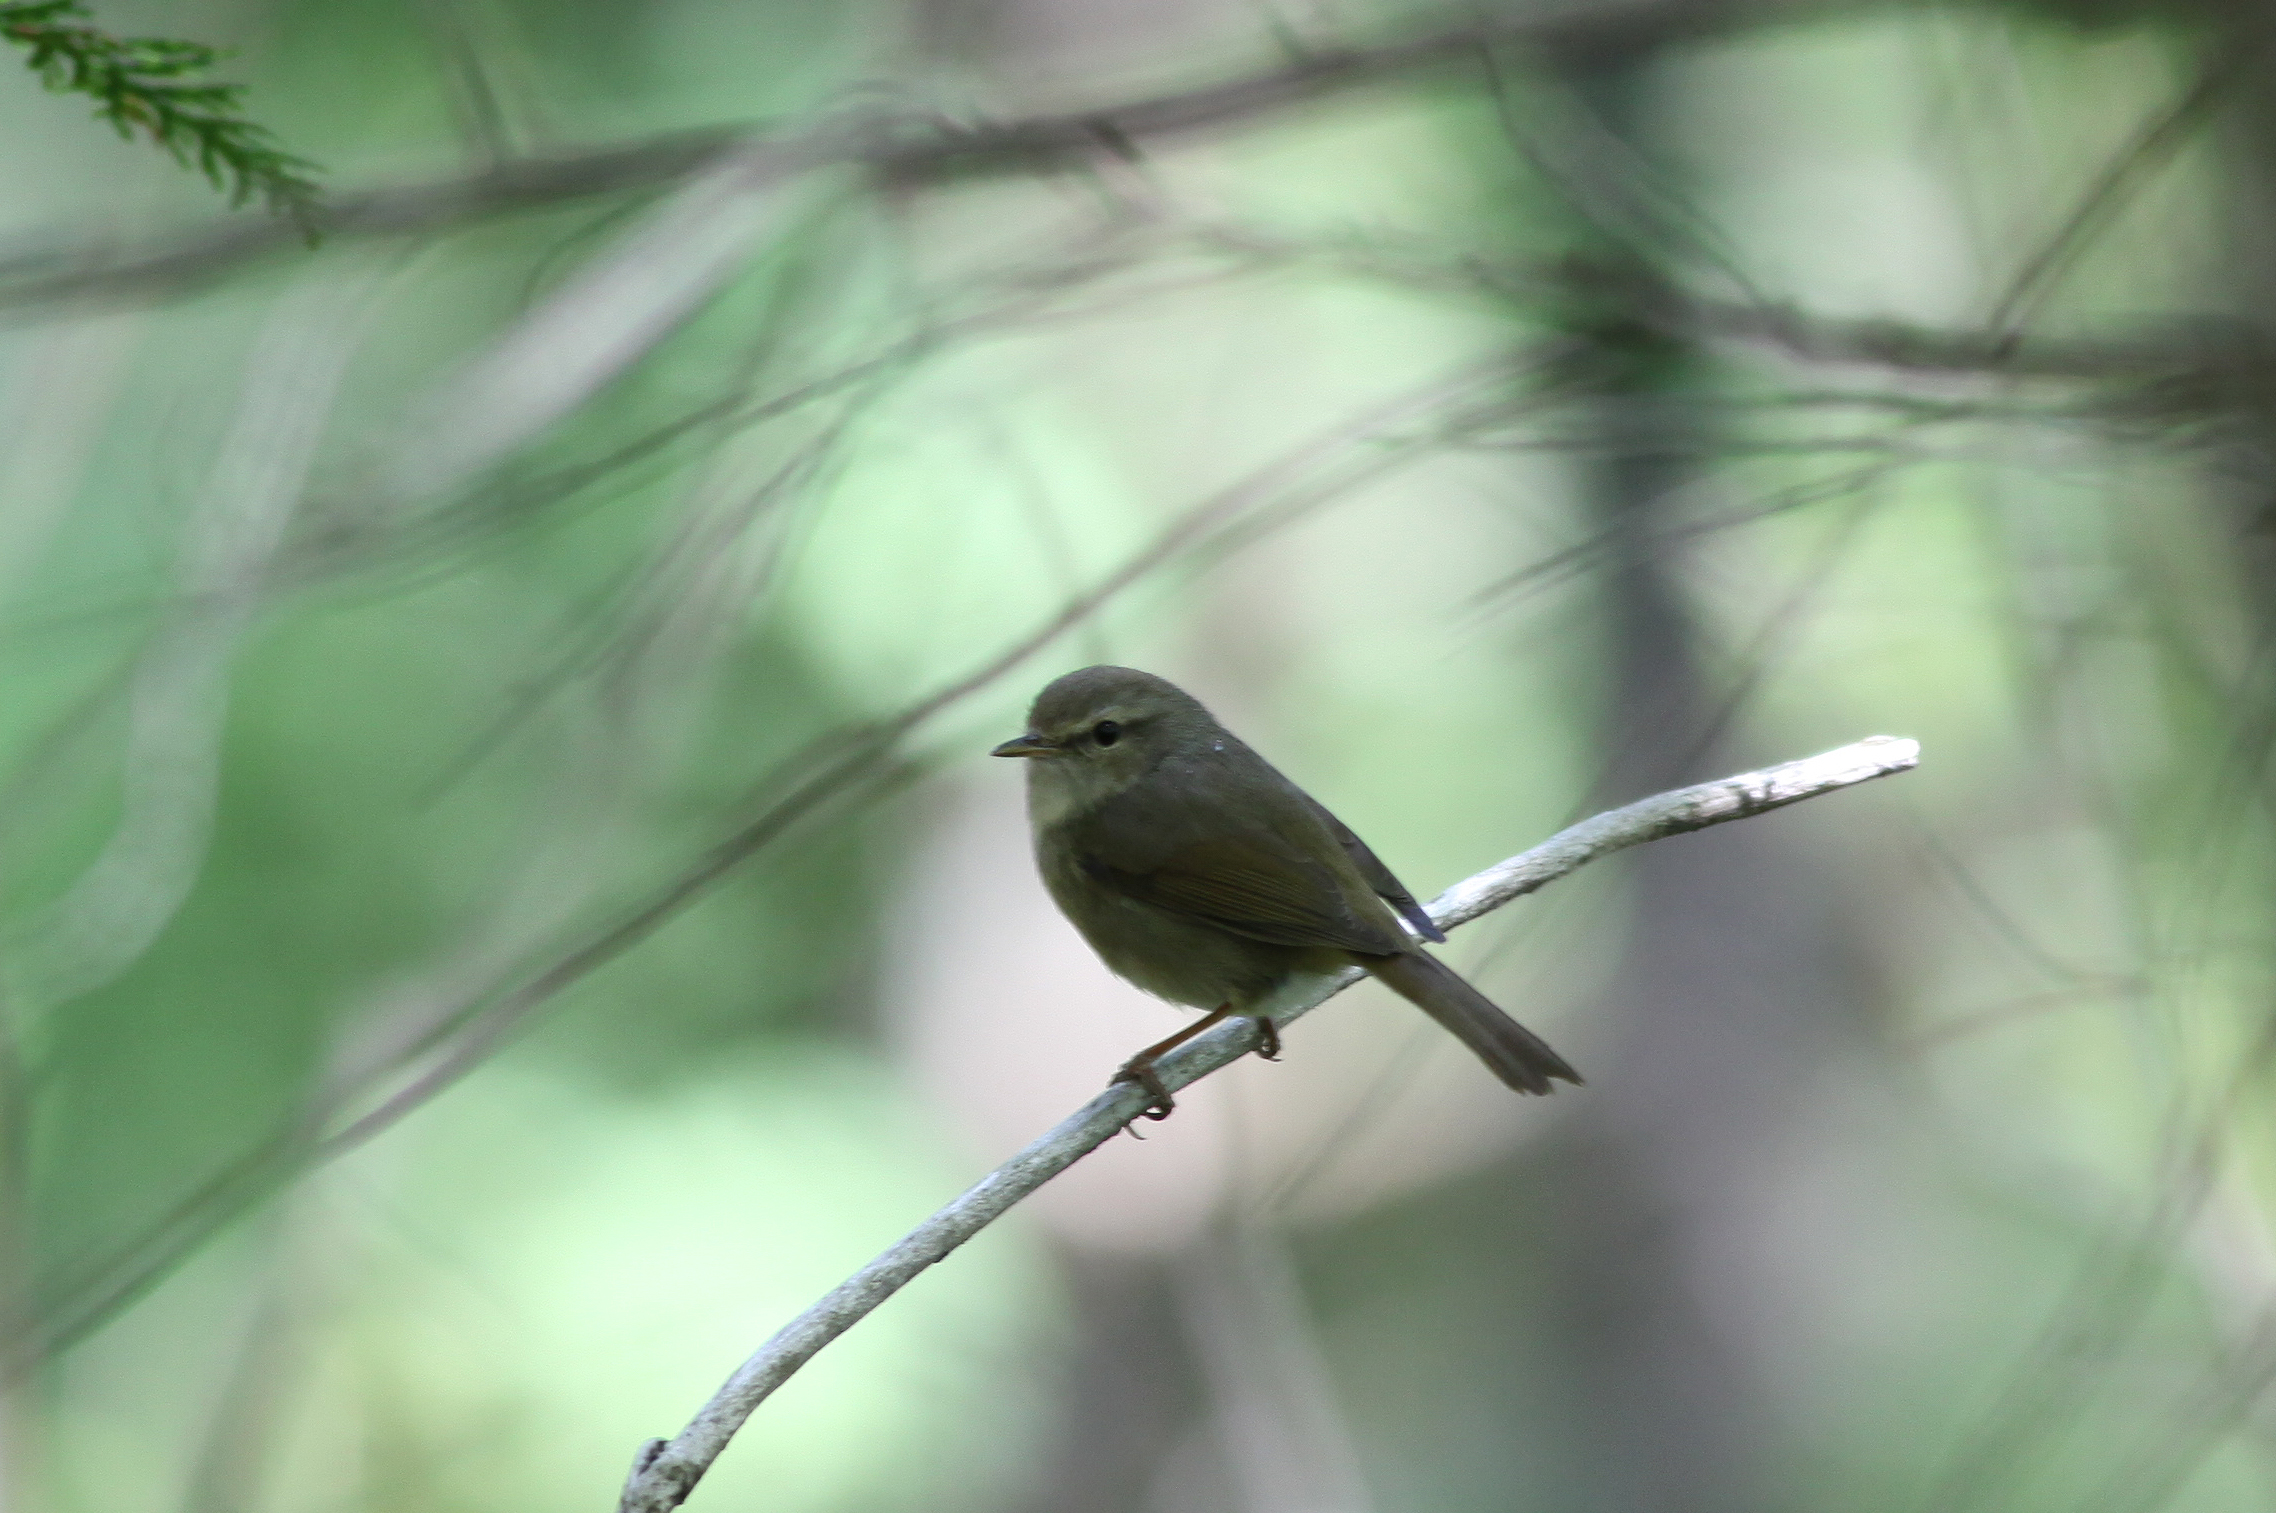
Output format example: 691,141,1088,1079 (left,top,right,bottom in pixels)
1113,1004,1282,1120
1113,1006,1229,1119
